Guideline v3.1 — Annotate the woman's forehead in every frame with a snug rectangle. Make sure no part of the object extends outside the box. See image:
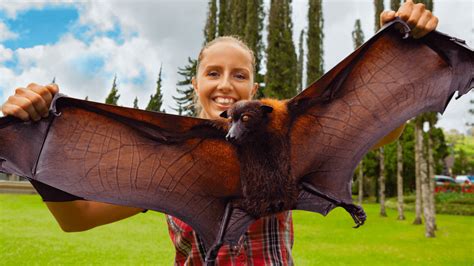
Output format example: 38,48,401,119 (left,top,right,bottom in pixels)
200,42,253,69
